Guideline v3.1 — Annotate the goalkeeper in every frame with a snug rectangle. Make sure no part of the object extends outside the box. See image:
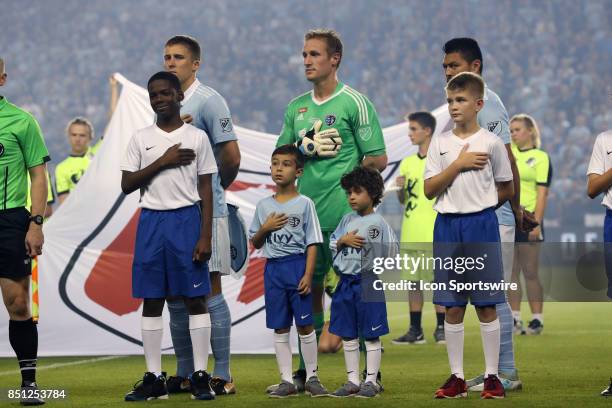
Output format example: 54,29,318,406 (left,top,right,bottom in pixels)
275,28,387,391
